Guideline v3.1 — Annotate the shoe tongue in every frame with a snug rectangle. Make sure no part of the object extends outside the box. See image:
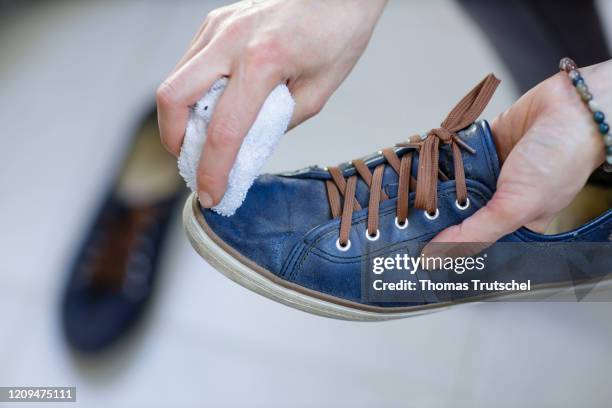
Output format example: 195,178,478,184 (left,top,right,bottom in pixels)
353,120,500,207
